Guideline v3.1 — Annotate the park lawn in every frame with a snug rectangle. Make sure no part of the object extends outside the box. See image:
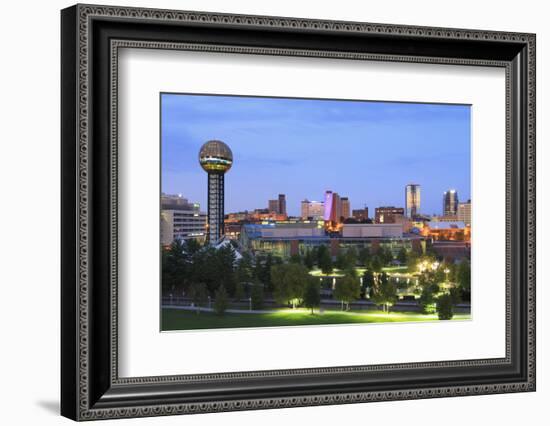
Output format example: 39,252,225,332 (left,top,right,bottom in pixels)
382,265,413,273
161,308,471,331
